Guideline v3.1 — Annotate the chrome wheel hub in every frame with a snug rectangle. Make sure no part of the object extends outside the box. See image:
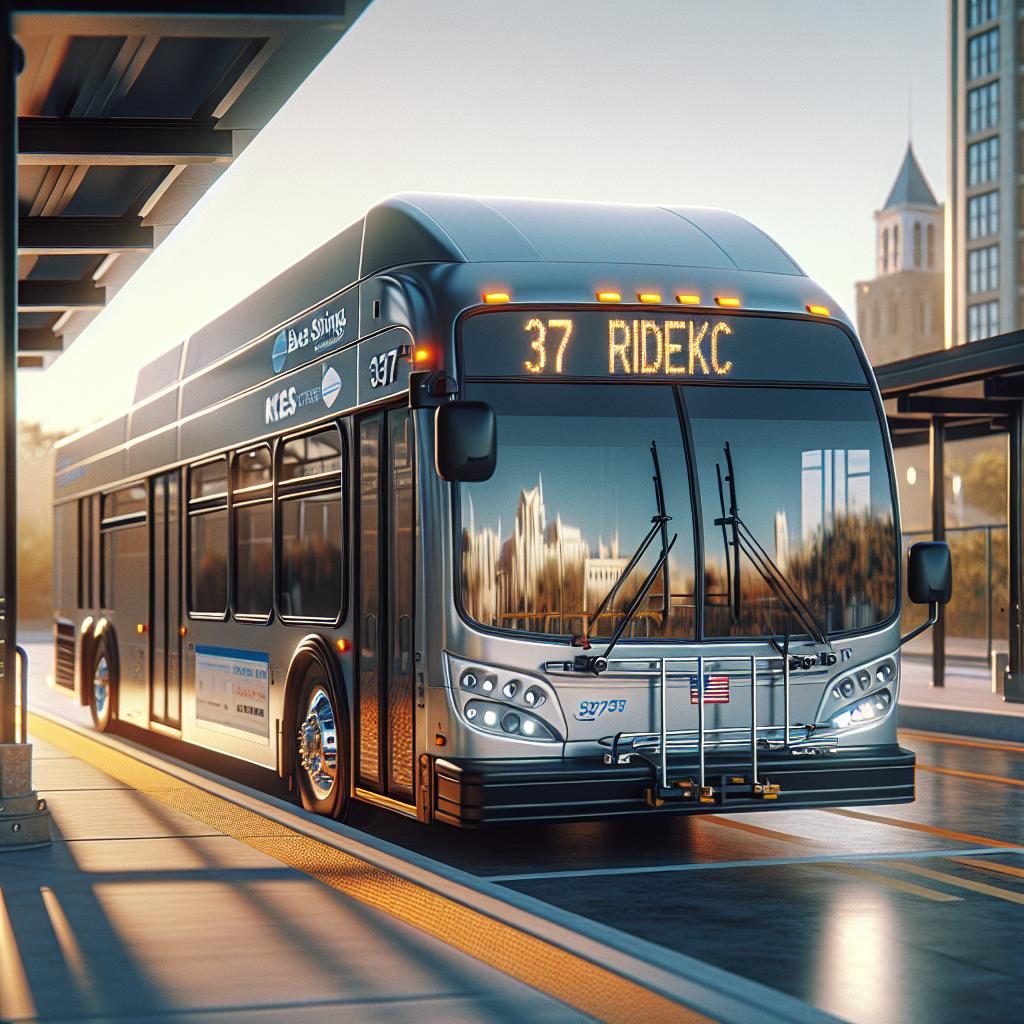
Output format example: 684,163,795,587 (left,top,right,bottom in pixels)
93,656,110,717
297,685,338,800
